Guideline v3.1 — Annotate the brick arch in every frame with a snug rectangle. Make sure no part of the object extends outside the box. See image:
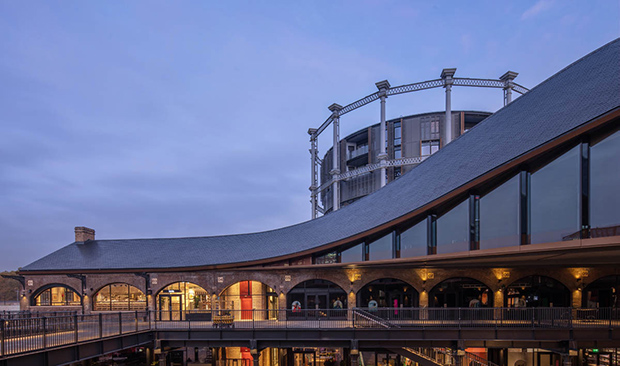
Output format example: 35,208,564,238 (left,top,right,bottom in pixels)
286,273,351,295
91,282,146,298
31,283,82,306
154,280,210,297
424,274,495,294
216,275,280,297
427,276,495,308
355,277,420,307
90,280,146,297
504,274,572,308
506,274,572,292
355,272,421,294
